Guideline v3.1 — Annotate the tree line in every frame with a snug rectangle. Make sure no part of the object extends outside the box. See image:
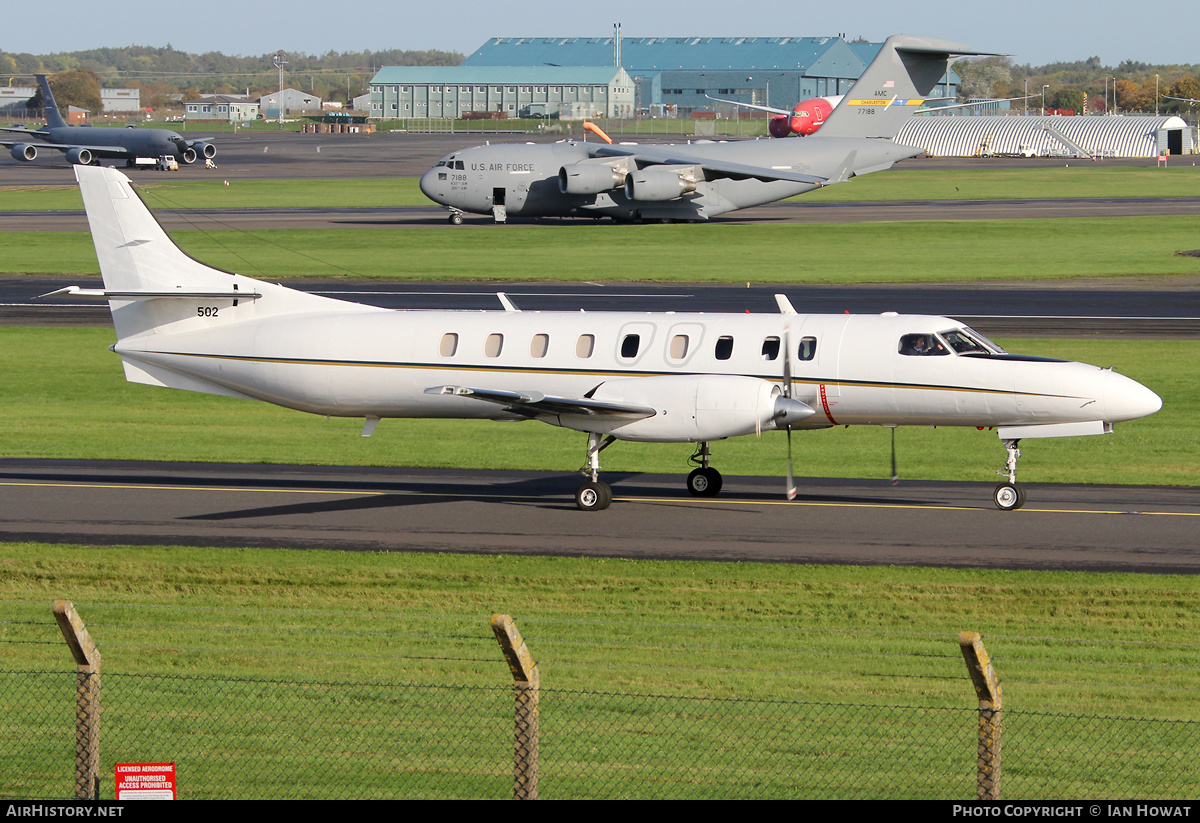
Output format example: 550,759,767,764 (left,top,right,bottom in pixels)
955,55,1200,114
0,46,465,112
